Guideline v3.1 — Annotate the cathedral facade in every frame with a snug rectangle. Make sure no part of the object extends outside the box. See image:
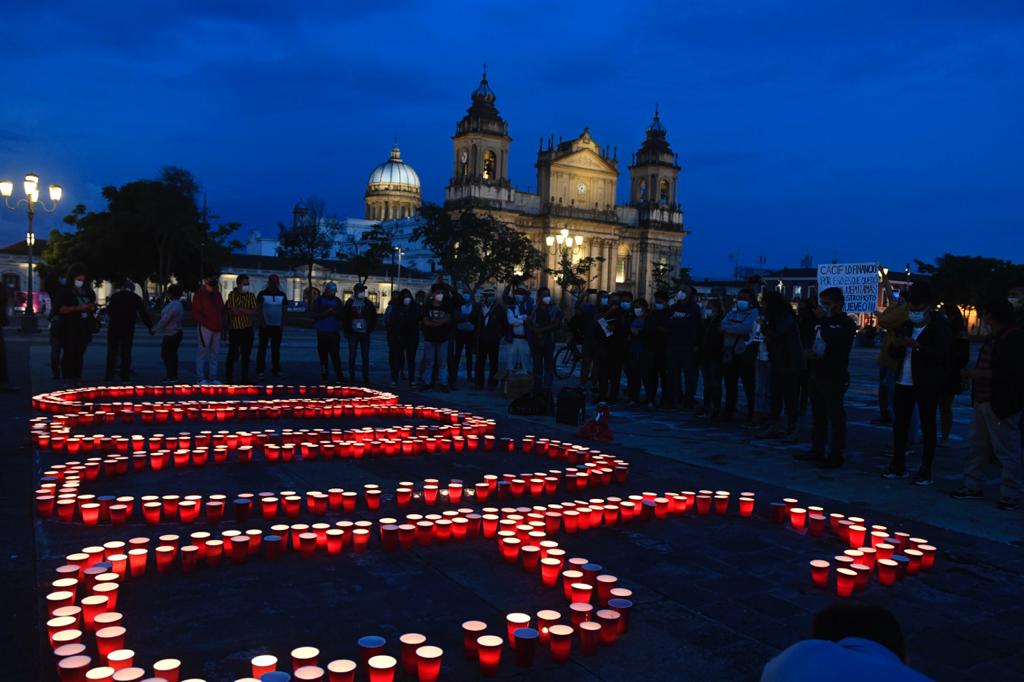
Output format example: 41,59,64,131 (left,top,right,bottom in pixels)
444,69,687,299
